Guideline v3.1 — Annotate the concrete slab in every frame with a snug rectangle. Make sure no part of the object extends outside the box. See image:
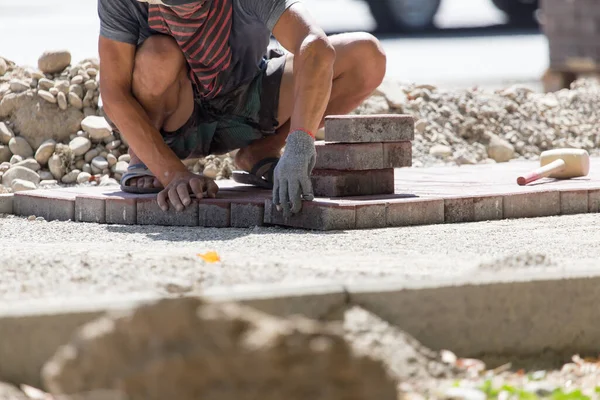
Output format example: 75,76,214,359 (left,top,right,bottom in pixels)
0,282,347,387
347,269,600,361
